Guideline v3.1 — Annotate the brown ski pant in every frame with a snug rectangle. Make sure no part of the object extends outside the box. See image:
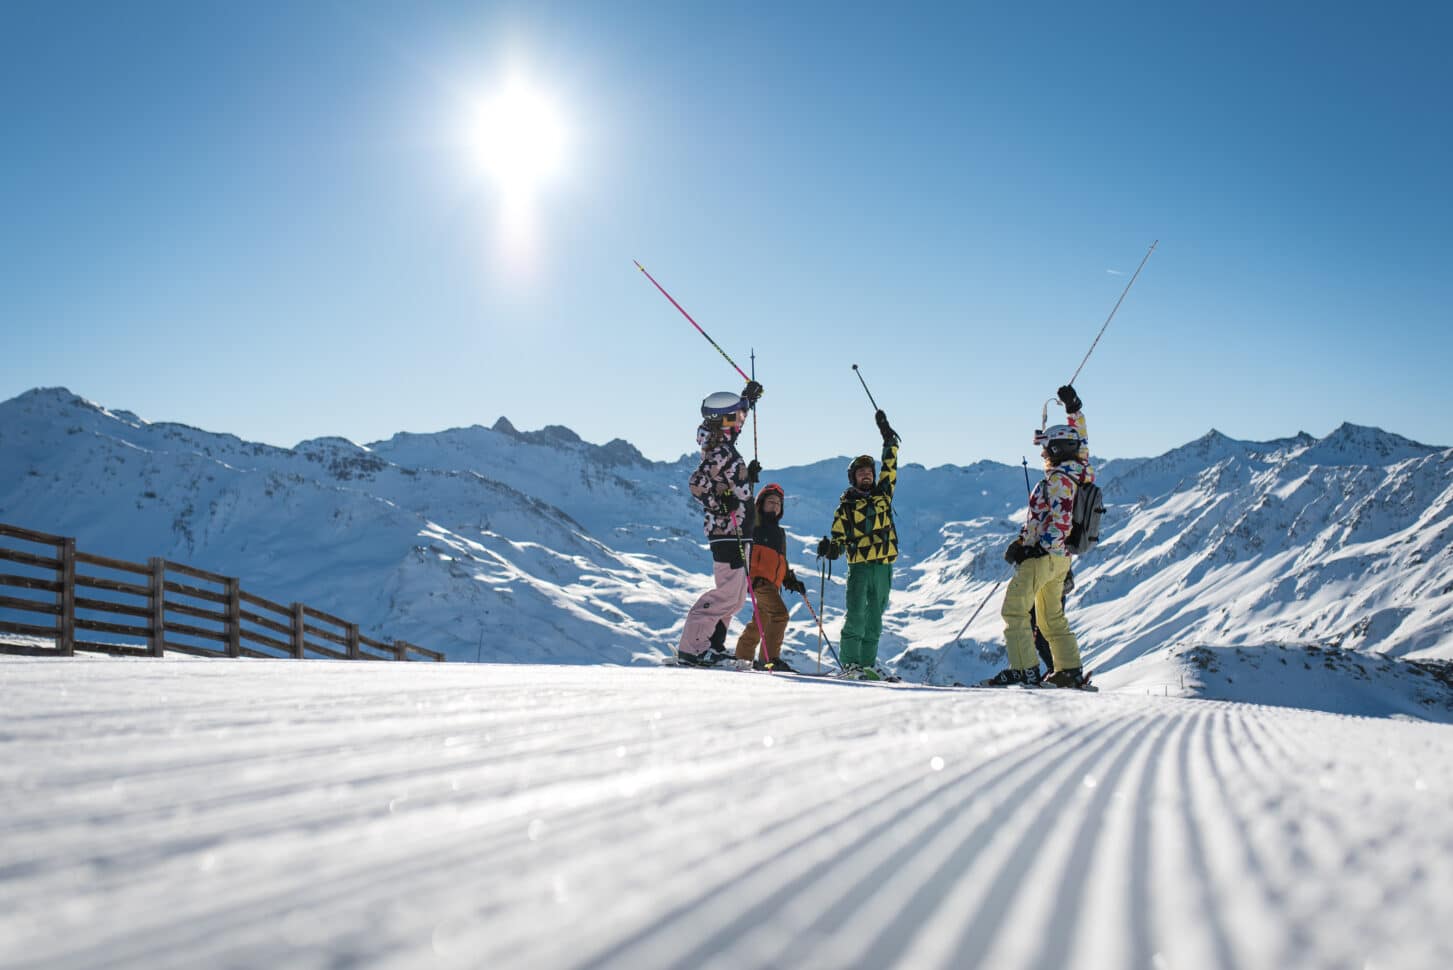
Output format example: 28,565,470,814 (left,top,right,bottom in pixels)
735,578,790,662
